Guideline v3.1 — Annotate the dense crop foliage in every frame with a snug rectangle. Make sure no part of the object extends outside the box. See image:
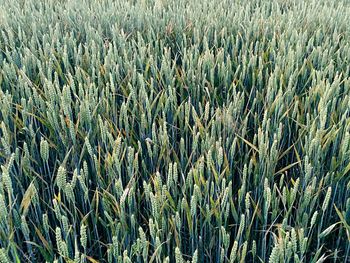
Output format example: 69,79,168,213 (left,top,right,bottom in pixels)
1,0,350,262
